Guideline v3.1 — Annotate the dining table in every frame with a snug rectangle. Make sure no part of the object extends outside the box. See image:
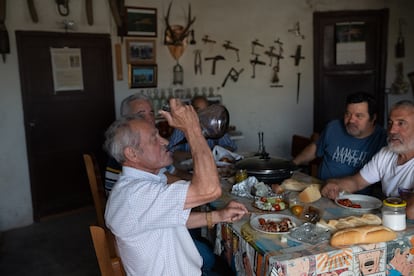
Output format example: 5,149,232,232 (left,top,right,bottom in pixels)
210,172,414,276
